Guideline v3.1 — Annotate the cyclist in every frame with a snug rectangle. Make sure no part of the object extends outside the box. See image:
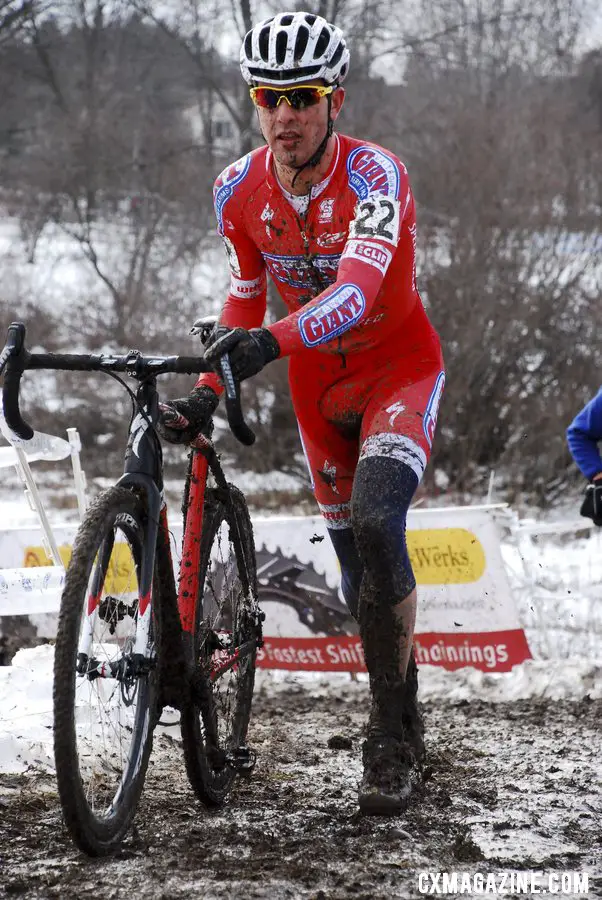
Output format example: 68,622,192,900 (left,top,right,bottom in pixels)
566,387,602,525
159,11,445,815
